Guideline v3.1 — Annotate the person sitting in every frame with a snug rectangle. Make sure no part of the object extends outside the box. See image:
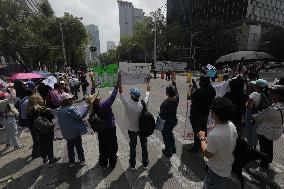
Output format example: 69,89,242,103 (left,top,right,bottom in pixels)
198,97,238,189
